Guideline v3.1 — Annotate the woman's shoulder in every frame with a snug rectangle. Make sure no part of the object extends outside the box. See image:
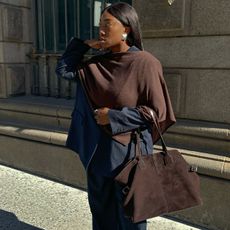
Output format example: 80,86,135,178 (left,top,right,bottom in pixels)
135,50,160,62
133,50,162,67
85,50,112,64
85,49,162,68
